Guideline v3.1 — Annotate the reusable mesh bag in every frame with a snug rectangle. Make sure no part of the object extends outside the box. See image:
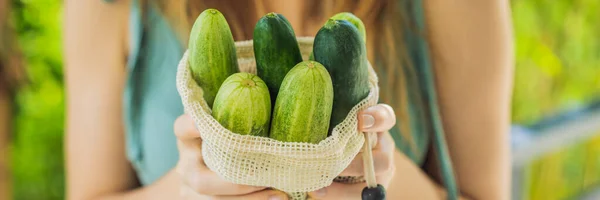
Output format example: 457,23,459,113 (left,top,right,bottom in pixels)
176,37,380,200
